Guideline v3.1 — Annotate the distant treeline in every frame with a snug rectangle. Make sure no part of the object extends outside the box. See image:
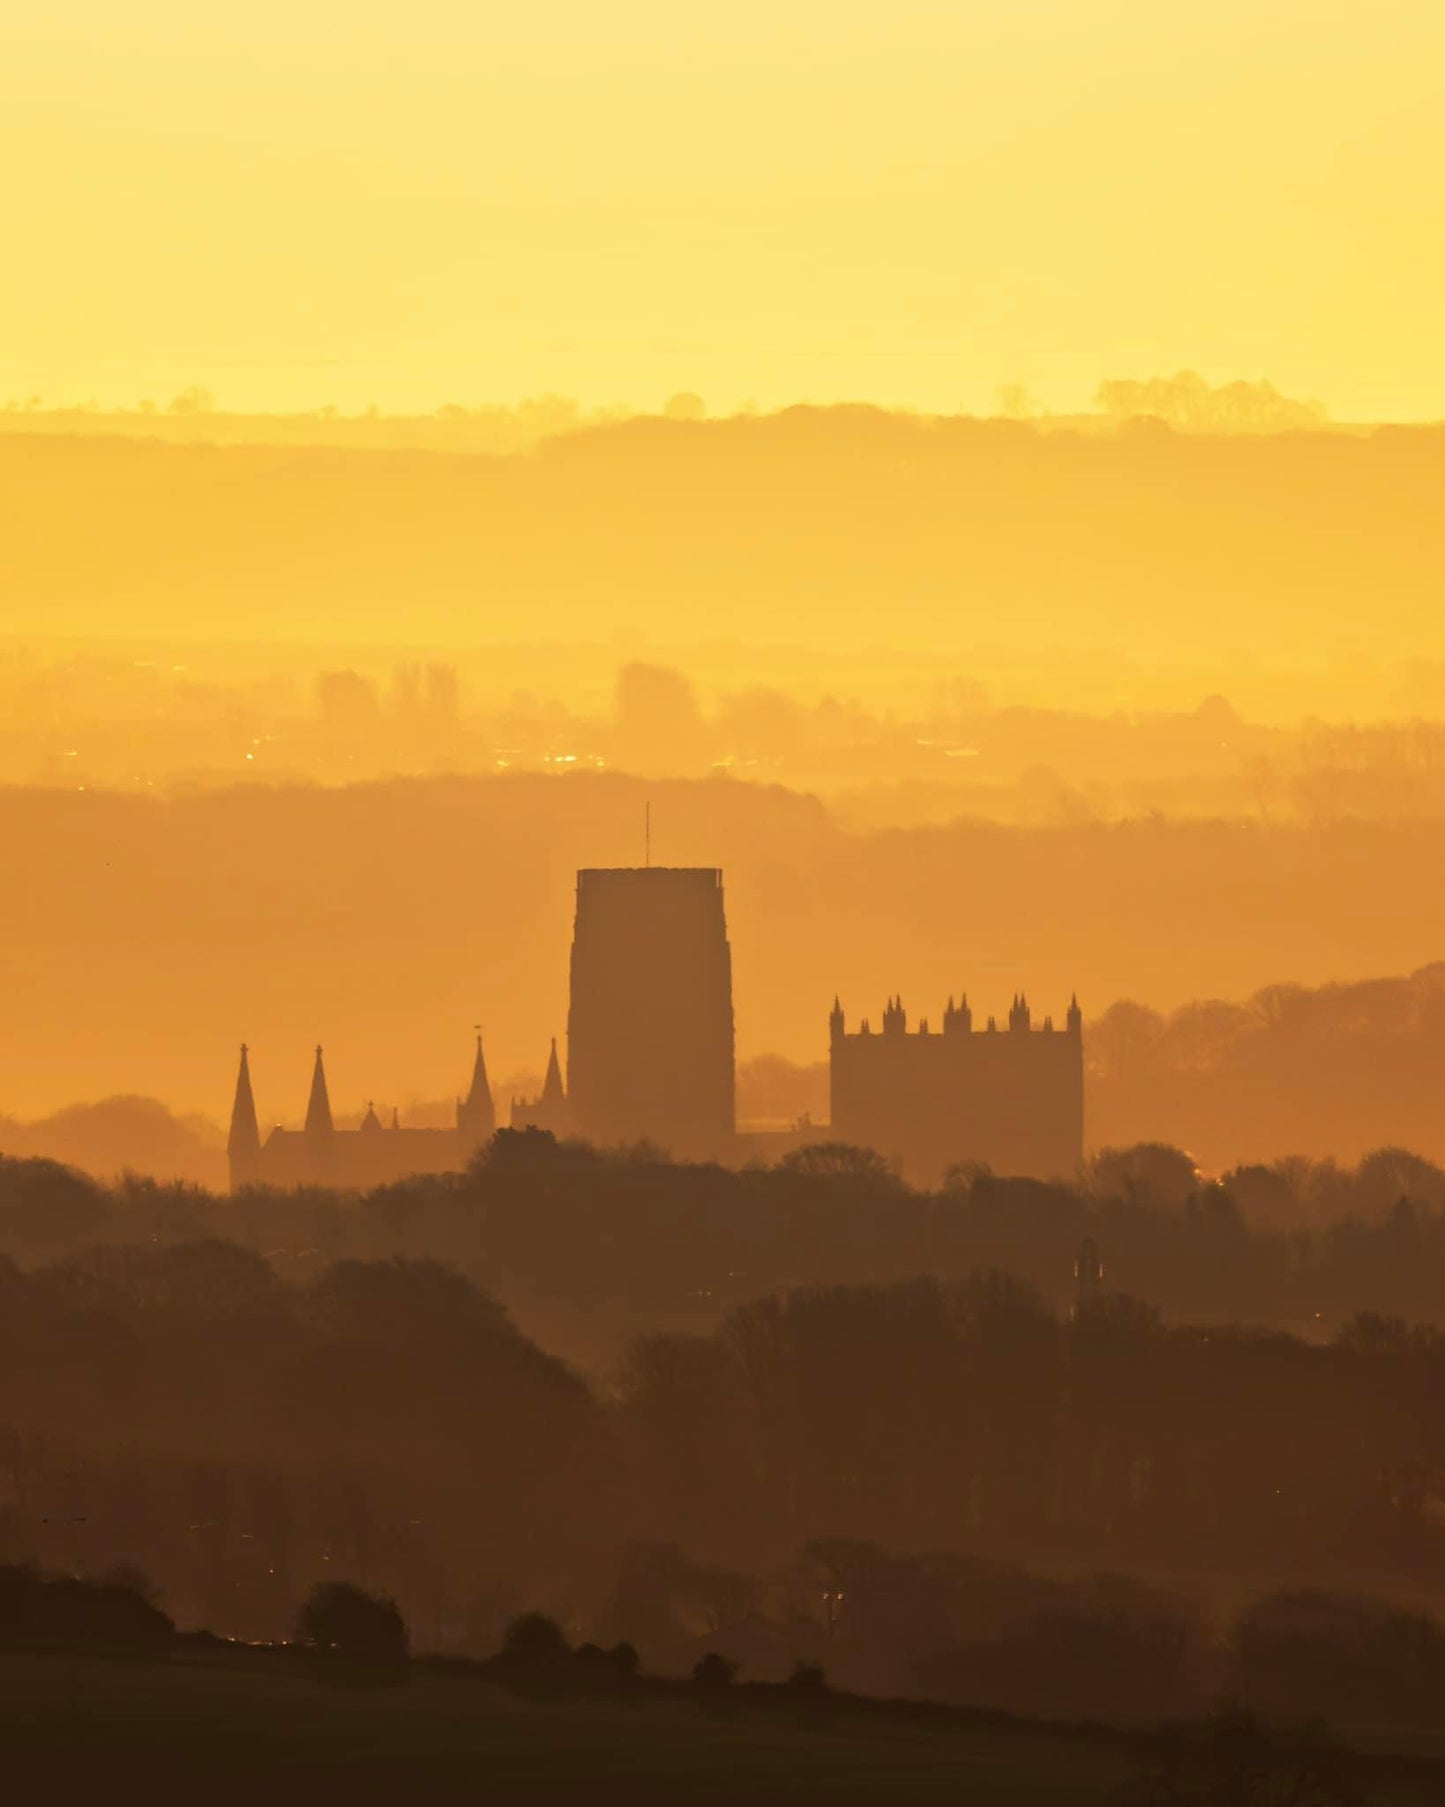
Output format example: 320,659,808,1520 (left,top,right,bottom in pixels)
5,1135,1445,1340
0,393,616,455
6,1136,1445,1703
0,374,1336,459
1088,964,1445,1171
